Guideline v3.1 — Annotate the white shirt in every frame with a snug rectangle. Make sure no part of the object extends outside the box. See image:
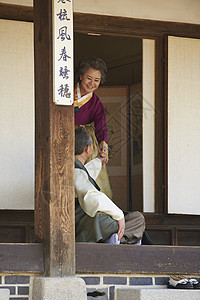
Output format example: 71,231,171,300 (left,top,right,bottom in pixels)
75,158,124,221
